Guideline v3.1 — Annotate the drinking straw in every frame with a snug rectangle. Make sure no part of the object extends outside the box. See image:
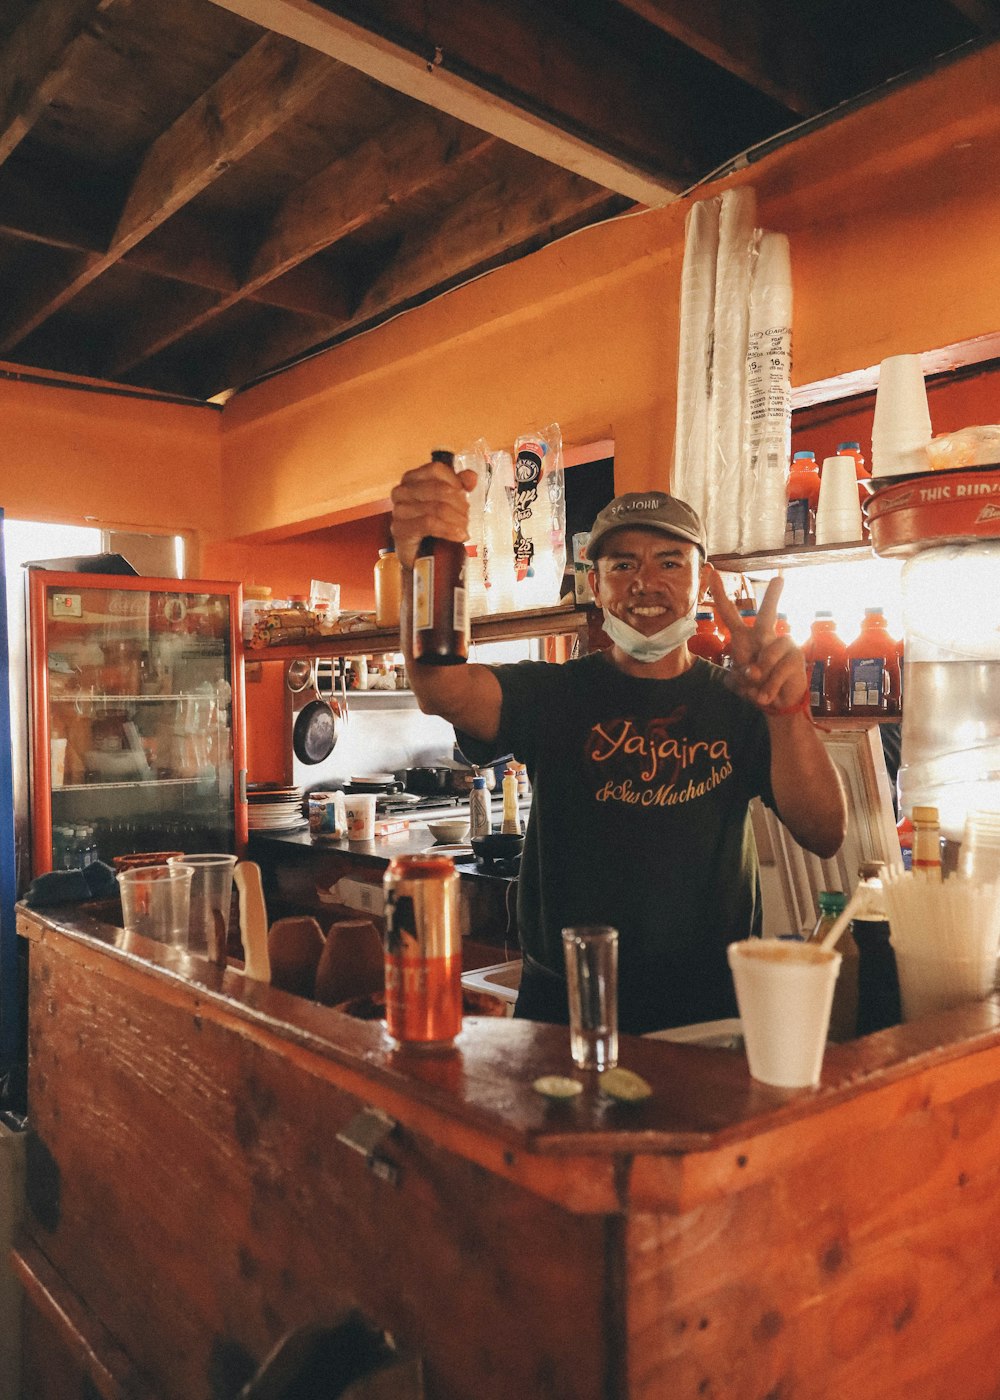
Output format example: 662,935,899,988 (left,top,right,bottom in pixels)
819,888,865,951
